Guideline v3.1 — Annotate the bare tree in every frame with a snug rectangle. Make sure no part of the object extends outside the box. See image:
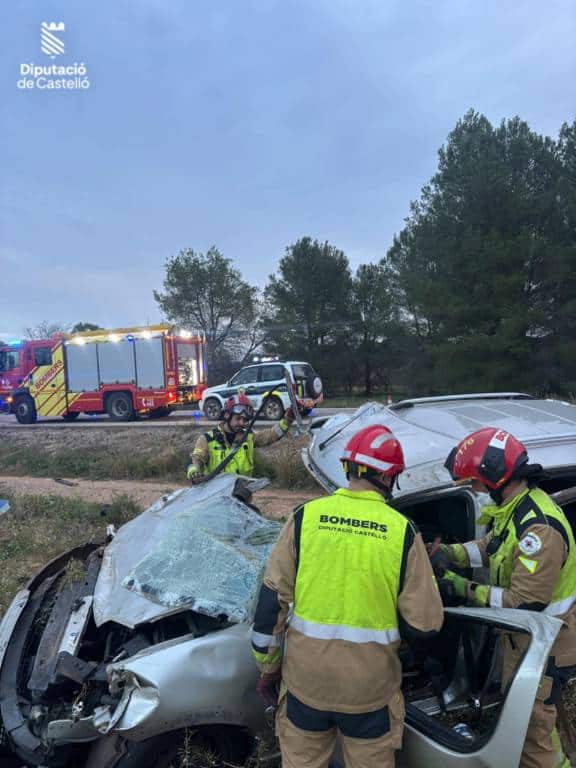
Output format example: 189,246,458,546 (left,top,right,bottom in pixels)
24,321,69,340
